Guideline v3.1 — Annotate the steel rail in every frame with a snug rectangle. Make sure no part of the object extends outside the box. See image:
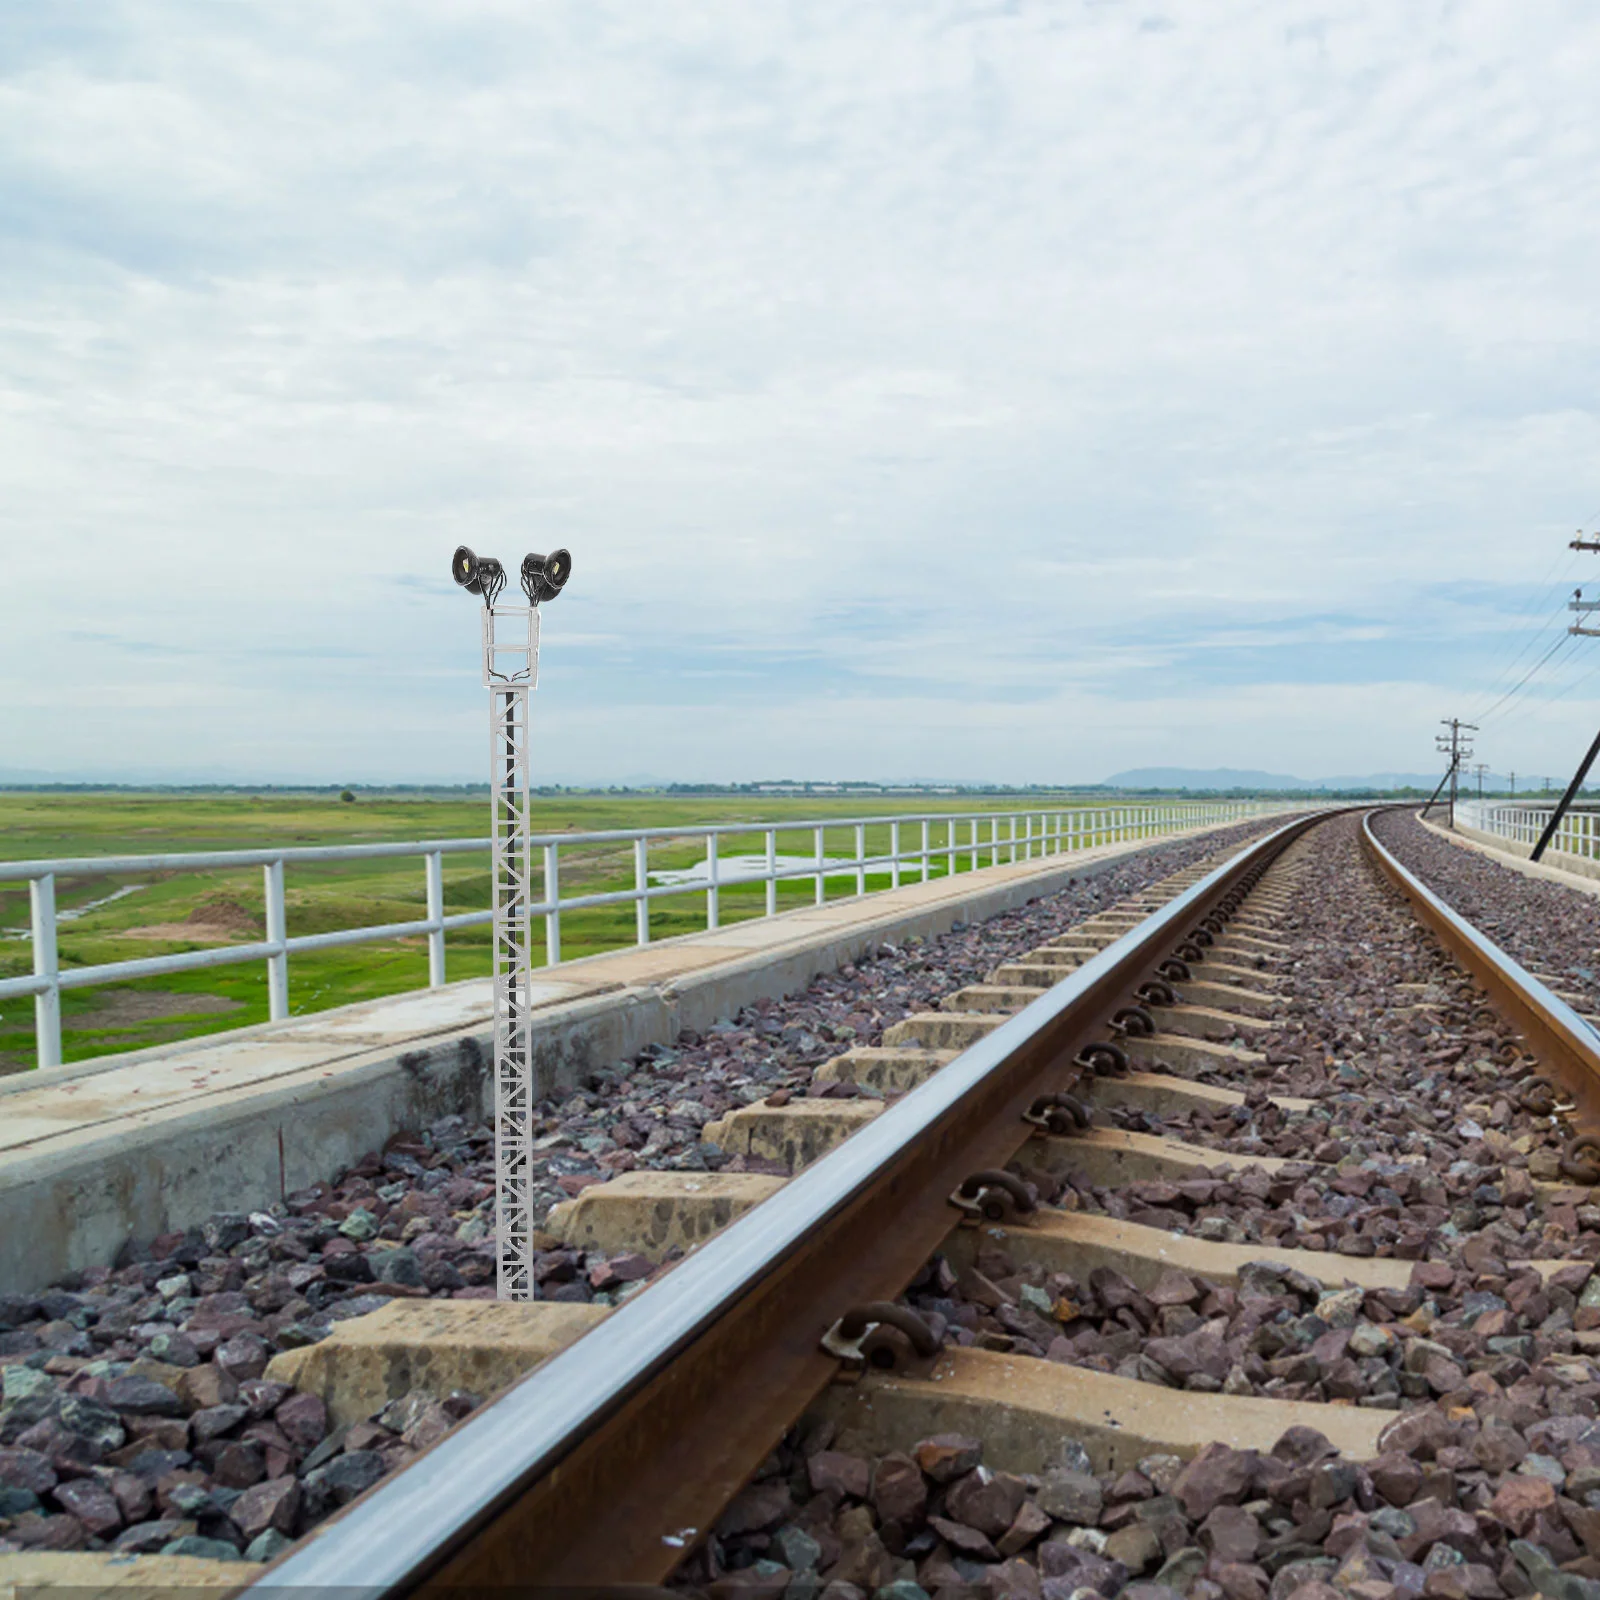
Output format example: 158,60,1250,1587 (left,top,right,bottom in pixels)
245,808,1329,1596
1362,808,1600,1122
